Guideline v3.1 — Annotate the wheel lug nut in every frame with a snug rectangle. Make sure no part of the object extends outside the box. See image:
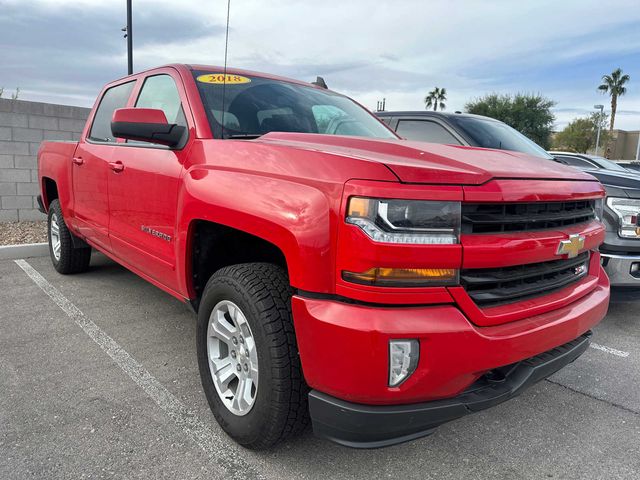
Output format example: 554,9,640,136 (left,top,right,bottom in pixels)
245,349,249,357
231,350,236,358
243,364,248,372
236,364,242,372
232,337,238,345
239,336,244,344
